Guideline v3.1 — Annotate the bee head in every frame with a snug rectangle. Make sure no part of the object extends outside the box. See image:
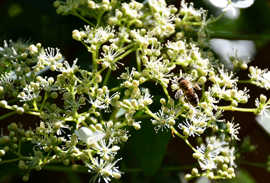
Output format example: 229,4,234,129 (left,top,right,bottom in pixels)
178,78,189,90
